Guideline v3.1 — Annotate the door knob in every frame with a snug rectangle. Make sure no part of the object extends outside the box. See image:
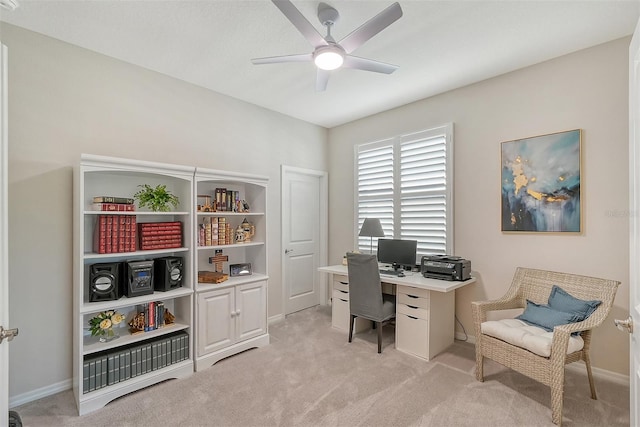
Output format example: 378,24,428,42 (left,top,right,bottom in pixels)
614,317,633,333
0,325,19,344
